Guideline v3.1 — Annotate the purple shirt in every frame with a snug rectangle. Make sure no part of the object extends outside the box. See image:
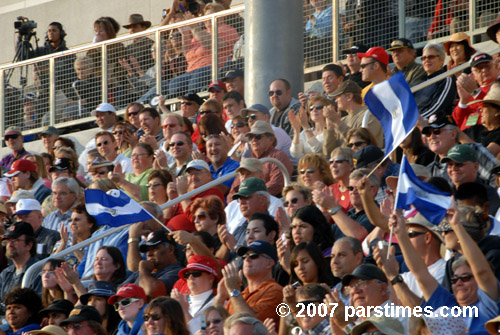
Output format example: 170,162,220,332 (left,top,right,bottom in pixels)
0,148,30,170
